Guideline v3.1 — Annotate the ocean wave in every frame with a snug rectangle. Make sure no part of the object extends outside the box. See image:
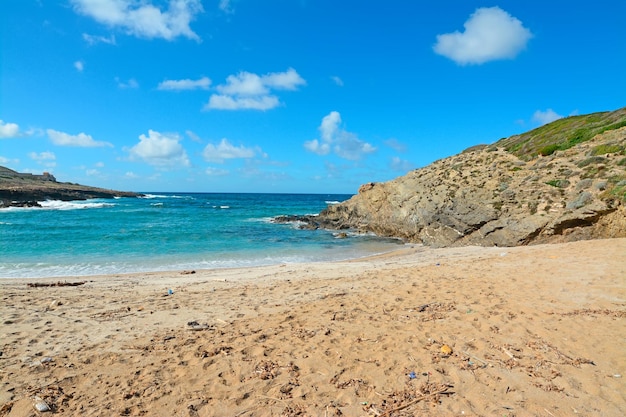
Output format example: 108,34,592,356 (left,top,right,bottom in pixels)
38,200,115,210
325,200,342,205
1,200,114,211
141,194,193,199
